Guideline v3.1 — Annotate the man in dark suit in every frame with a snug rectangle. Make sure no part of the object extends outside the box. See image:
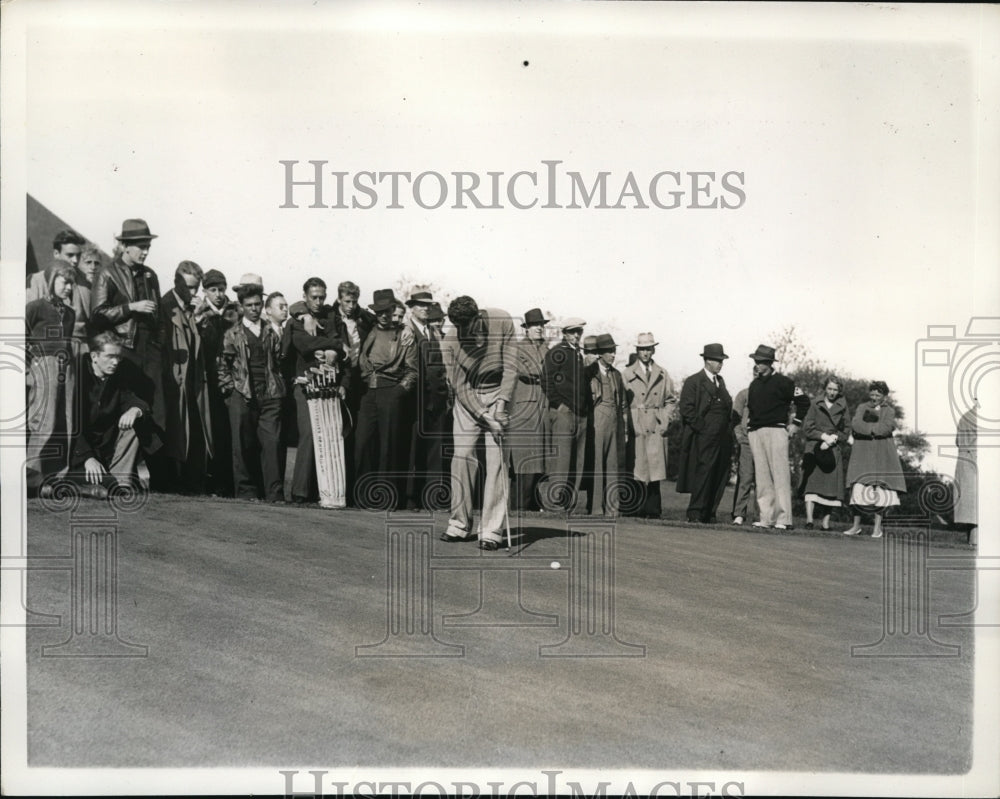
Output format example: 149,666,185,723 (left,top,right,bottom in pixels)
403,291,451,509
542,317,590,511
676,343,734,523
